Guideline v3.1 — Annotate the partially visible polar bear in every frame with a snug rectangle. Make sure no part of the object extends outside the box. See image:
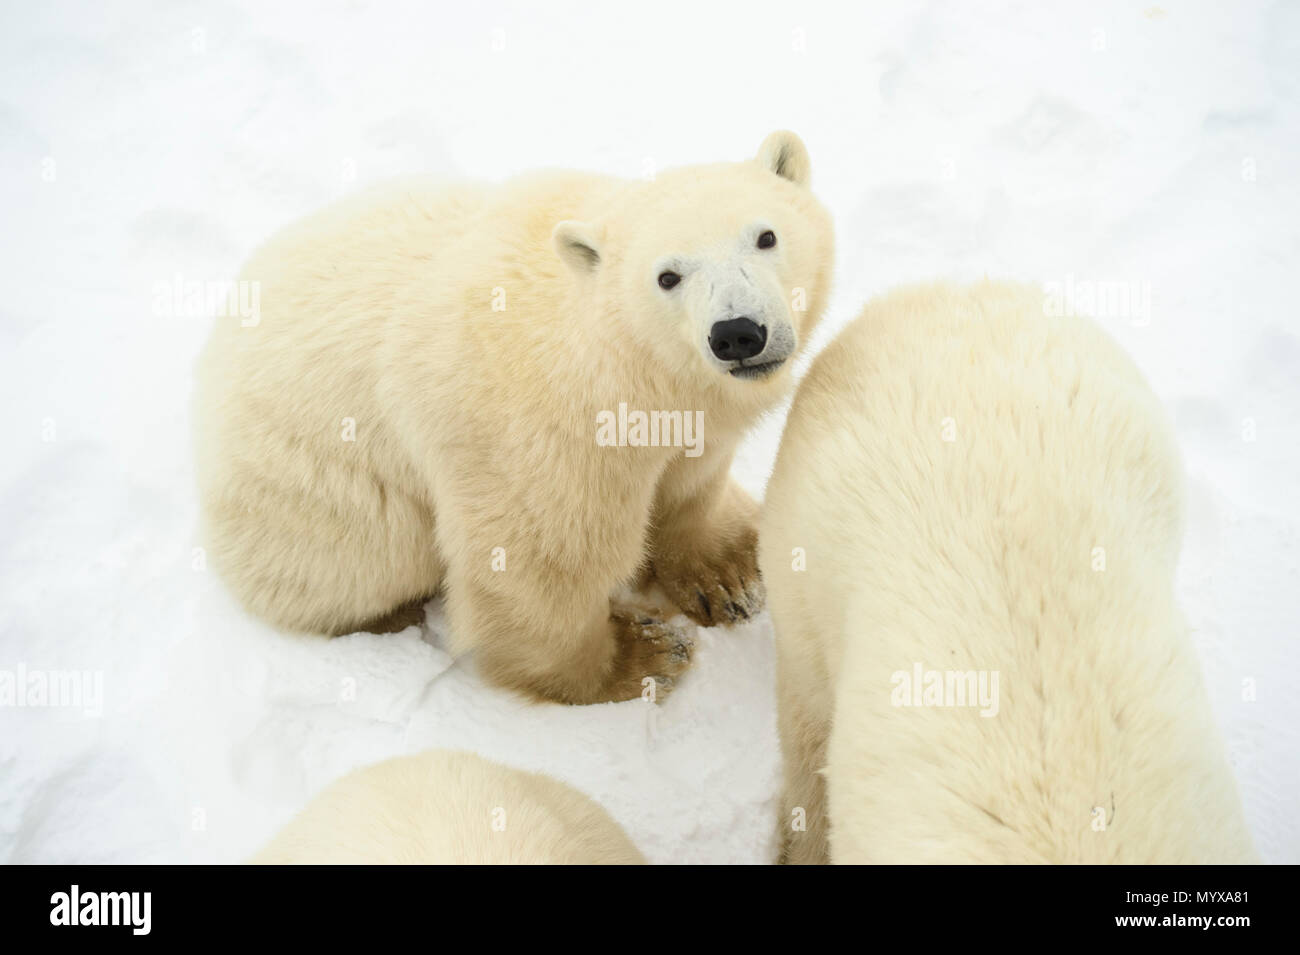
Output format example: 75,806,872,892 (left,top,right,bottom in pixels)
760,281,1256,864
195,132,834,705
251,750,644,864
